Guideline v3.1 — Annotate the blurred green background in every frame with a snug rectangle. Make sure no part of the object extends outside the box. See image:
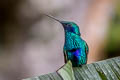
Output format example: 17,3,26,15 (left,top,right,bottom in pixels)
106,2,120,58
